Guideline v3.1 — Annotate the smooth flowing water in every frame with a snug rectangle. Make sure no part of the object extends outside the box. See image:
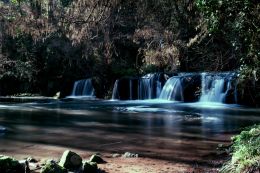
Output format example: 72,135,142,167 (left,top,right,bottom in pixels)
112,73,166,100
111,72,237,104
159,76,183,101
71,78,95,97
0,99,259,165
200,72,236,103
